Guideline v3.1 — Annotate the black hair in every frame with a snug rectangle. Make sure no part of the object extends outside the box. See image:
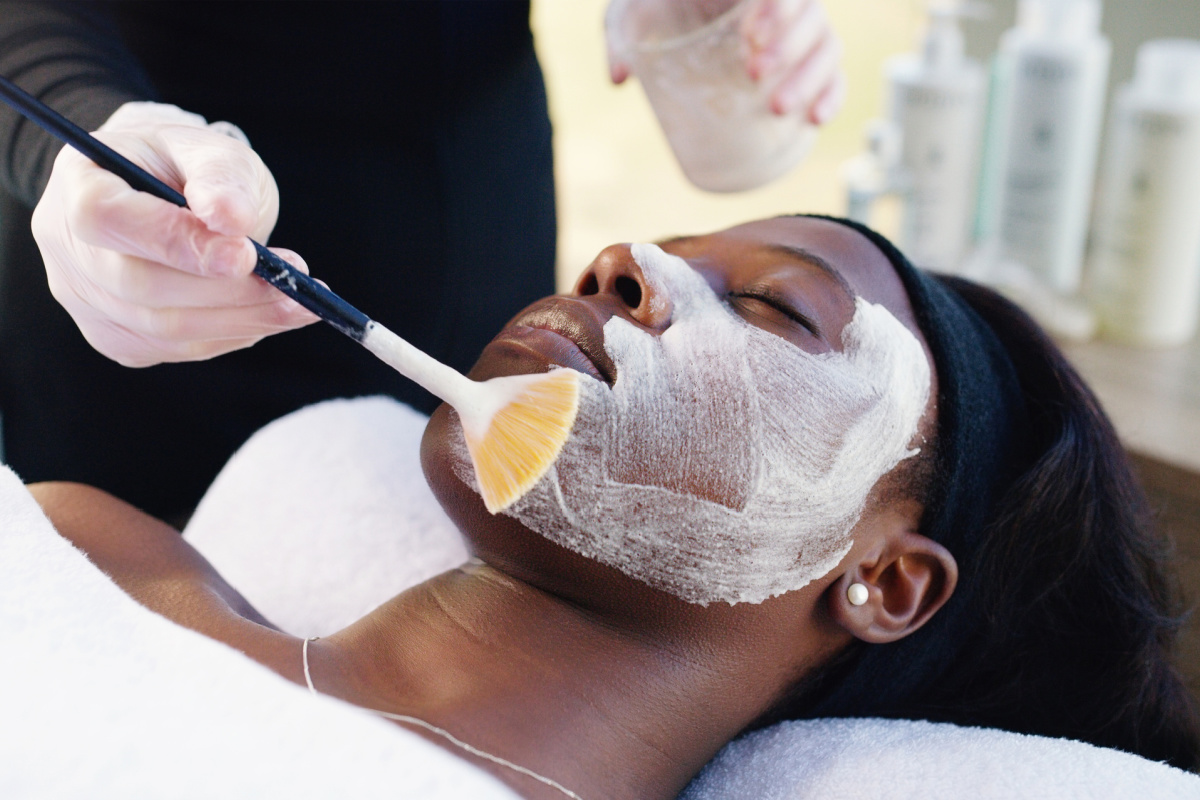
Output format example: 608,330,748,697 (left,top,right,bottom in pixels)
910,277,1200,769
767,273,1200,771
